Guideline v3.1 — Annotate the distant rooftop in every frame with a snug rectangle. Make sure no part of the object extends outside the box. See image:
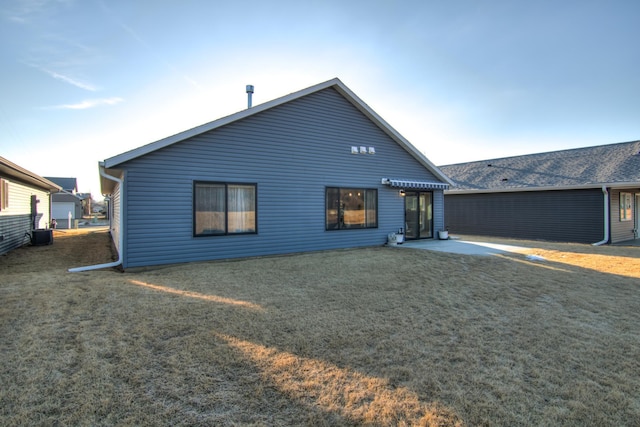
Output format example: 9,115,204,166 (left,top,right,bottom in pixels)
440,140,640,193
45,177,78,193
